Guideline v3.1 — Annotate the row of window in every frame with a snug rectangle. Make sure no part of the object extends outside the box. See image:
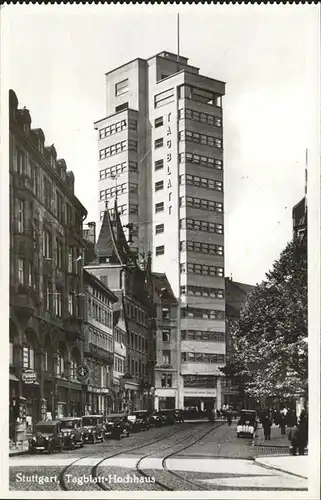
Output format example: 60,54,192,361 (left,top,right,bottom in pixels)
180,195,223,213
128,331,148,352
99,182,138,201
178,108,222,127
154,88,175,108
99,140,137,160
17,344,80,378
180,262,224,277
180,285,224,299
180,240,224,256
161,373,173,388
181,330,225,342
99,119,137,139
180,130,222,149
127,356,147,377
17,258,33,288
180,218,223,234
178,84,222,108
89,285,113,306
124,300,148,327
87,327,113,352
179,152,223,171
181,352,225,364
180,173,223,192
86,358,110,387
114,327,126,346
181,307,225,320
114,355,125,373
99,160,138,180
87,299,113,329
